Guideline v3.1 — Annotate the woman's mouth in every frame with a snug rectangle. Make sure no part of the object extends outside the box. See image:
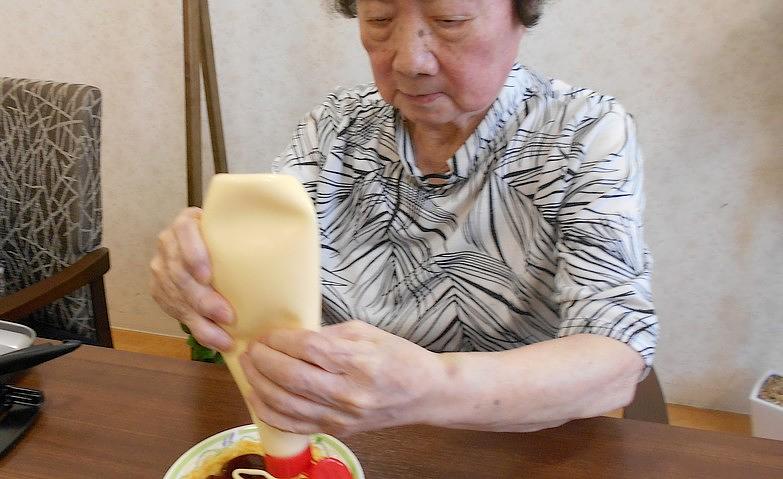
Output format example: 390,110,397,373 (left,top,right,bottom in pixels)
401,92,443,105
